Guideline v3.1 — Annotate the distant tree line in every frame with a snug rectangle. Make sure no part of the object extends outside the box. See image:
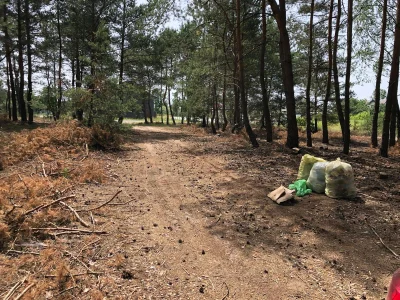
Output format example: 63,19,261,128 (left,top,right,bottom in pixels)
1,0,400,157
